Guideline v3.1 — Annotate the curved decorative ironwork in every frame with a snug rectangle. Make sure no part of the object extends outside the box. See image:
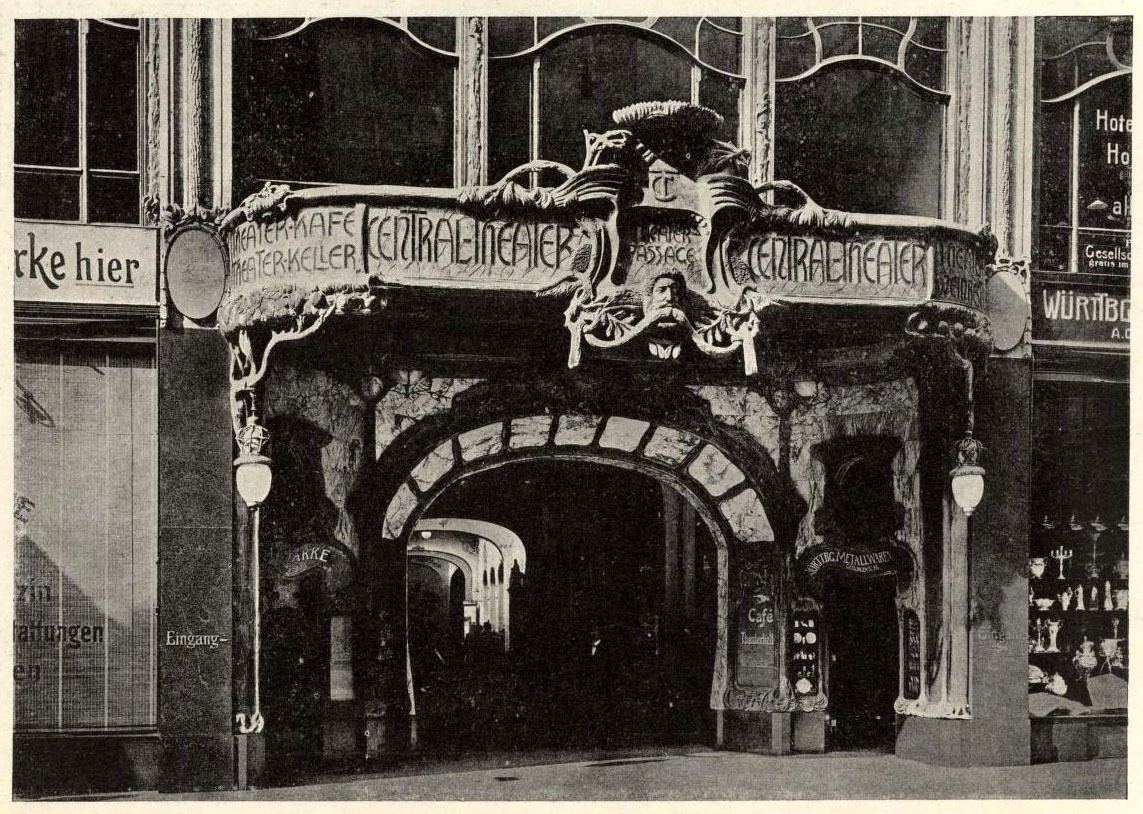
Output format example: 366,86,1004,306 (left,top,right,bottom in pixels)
777,16,949,96
489,17,745,81
1042,26,1132,103
252,16,459,59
